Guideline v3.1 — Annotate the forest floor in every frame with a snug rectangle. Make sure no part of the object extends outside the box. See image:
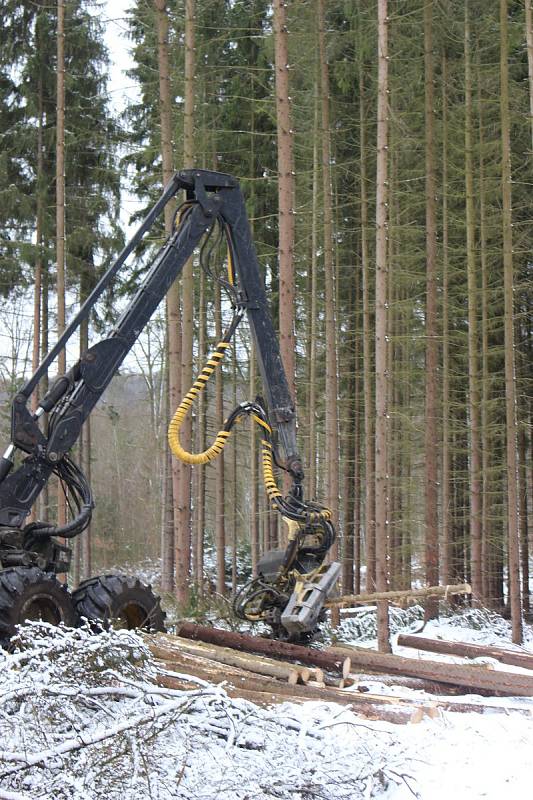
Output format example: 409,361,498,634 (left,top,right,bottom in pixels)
0,604,532,799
